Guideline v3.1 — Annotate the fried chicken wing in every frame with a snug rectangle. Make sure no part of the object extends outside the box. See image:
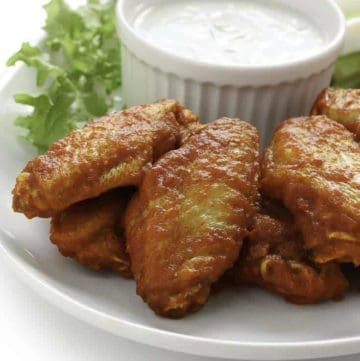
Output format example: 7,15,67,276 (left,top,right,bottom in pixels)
50,189,133,277
125,118,260,317
13,99,198,218
311,88,360,139
261,116,360,265
235,201,348,304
